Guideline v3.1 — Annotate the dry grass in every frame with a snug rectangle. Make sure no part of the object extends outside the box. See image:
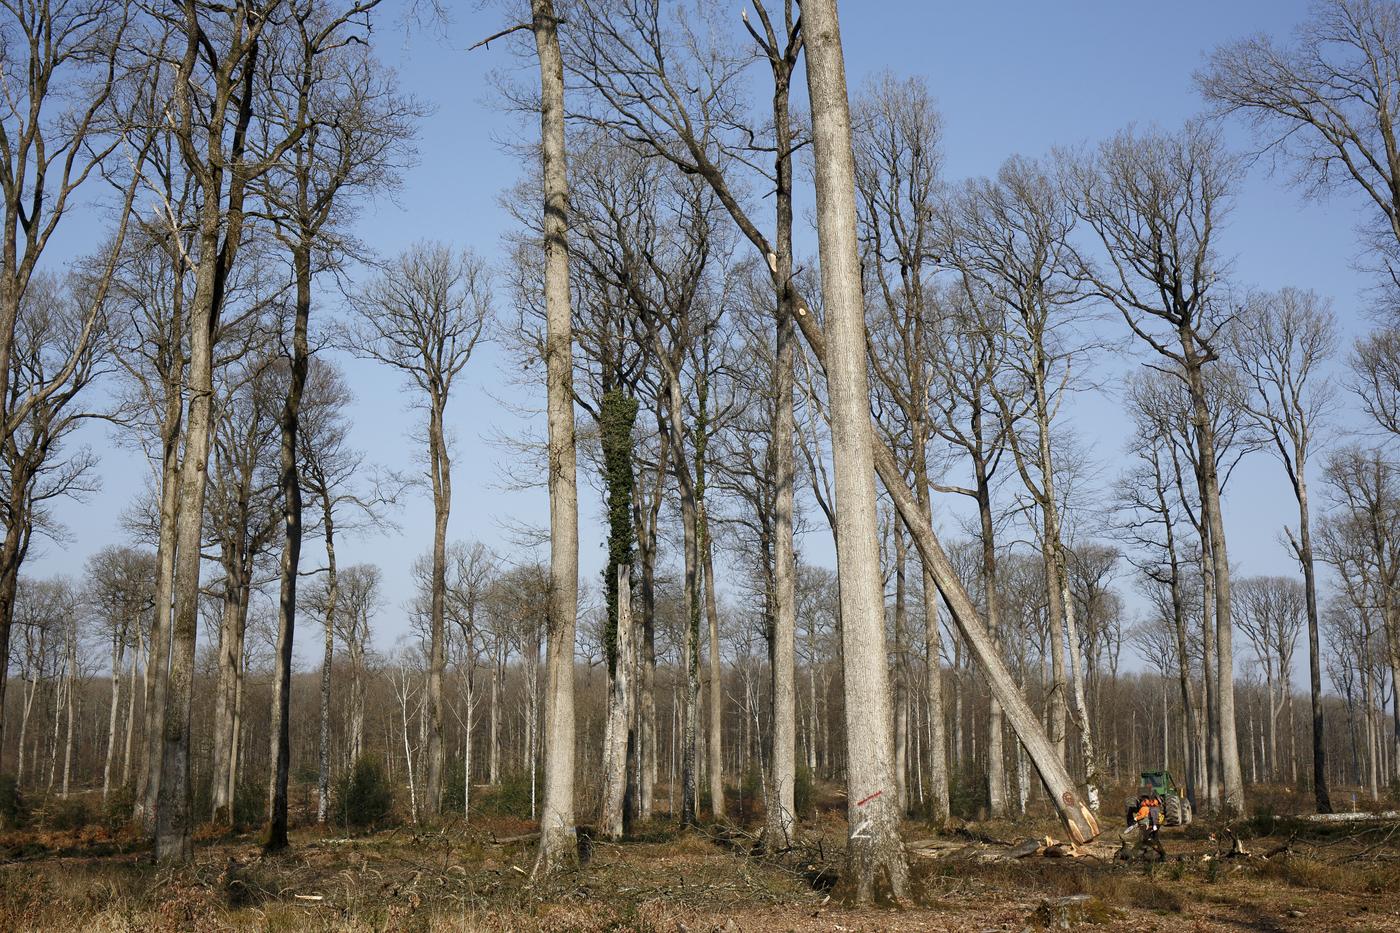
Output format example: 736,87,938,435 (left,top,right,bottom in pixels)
1,808,1399,932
